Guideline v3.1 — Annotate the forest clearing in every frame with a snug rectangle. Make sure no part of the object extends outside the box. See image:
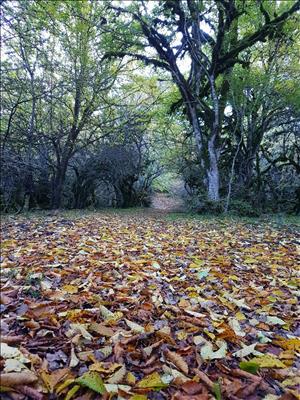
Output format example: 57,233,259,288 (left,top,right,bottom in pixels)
0,211,299,399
